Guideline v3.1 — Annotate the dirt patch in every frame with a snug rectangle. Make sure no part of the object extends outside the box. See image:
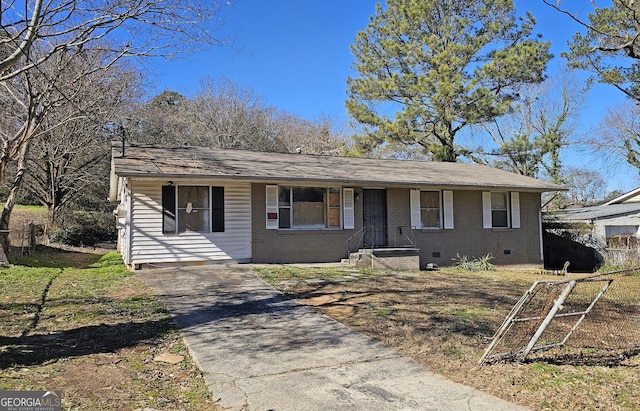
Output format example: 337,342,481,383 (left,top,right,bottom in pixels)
21,333,217,411
263,267,640,410
106,286,151,300
306,294,339,306
60,357,129,401
325,305,355,317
